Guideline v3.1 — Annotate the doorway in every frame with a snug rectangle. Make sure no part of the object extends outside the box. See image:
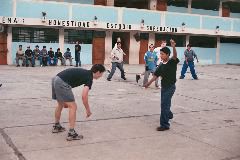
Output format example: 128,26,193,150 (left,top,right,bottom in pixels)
0,29,7,65
112,32,130,64
139,33,149,64
92,31,106,64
